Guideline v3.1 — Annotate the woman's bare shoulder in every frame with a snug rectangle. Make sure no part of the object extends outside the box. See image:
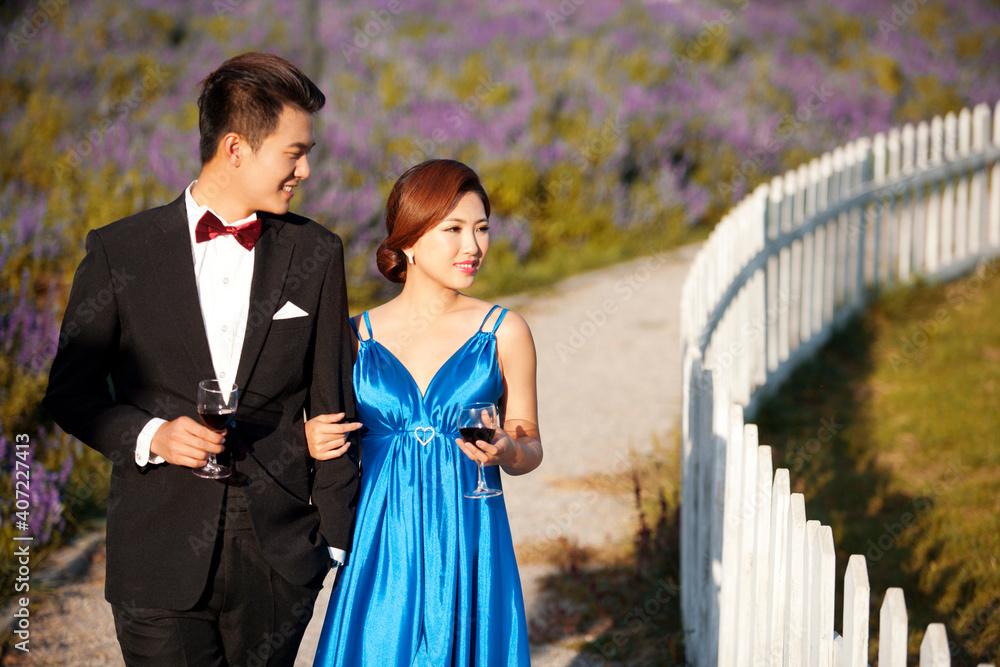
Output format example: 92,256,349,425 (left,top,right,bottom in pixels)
492,307,534,347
